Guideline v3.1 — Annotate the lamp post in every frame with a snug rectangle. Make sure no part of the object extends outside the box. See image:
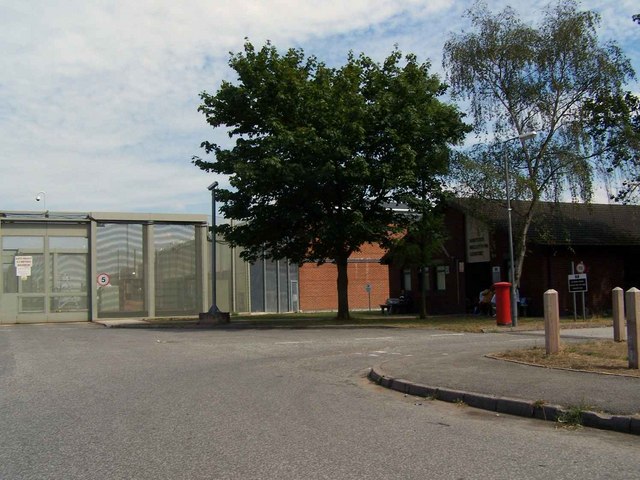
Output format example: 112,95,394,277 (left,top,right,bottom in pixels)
503,131,537,327
35,191,46,211
207,181,219,314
